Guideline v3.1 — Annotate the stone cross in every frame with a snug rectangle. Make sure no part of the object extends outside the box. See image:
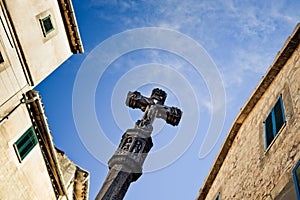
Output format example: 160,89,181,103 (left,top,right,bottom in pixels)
95,88,182,200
